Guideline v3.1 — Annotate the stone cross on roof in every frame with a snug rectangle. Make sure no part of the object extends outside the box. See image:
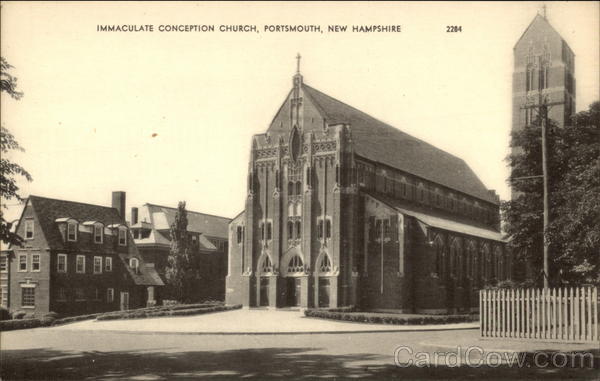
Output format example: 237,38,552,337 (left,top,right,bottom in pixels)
296,53,301,74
